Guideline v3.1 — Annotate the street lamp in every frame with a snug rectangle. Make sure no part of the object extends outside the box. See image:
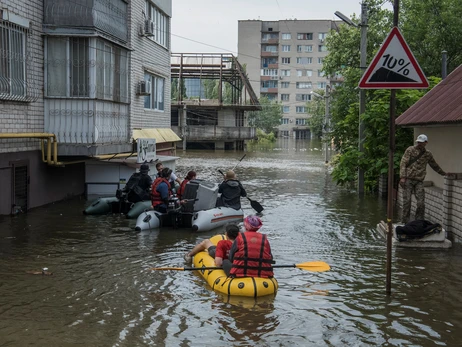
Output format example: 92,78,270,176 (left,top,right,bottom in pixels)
335,2,368,195
311,85,331,164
